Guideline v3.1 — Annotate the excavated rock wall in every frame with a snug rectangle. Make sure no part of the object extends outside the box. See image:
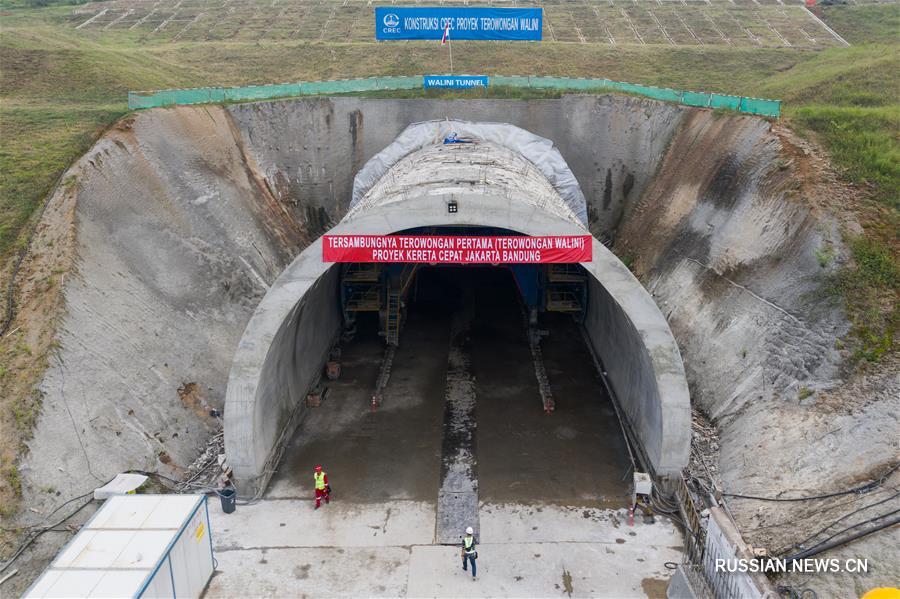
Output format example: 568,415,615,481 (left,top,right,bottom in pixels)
614,111,897,494
18,106,305,543
613,109,899,596
226,95,683,241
